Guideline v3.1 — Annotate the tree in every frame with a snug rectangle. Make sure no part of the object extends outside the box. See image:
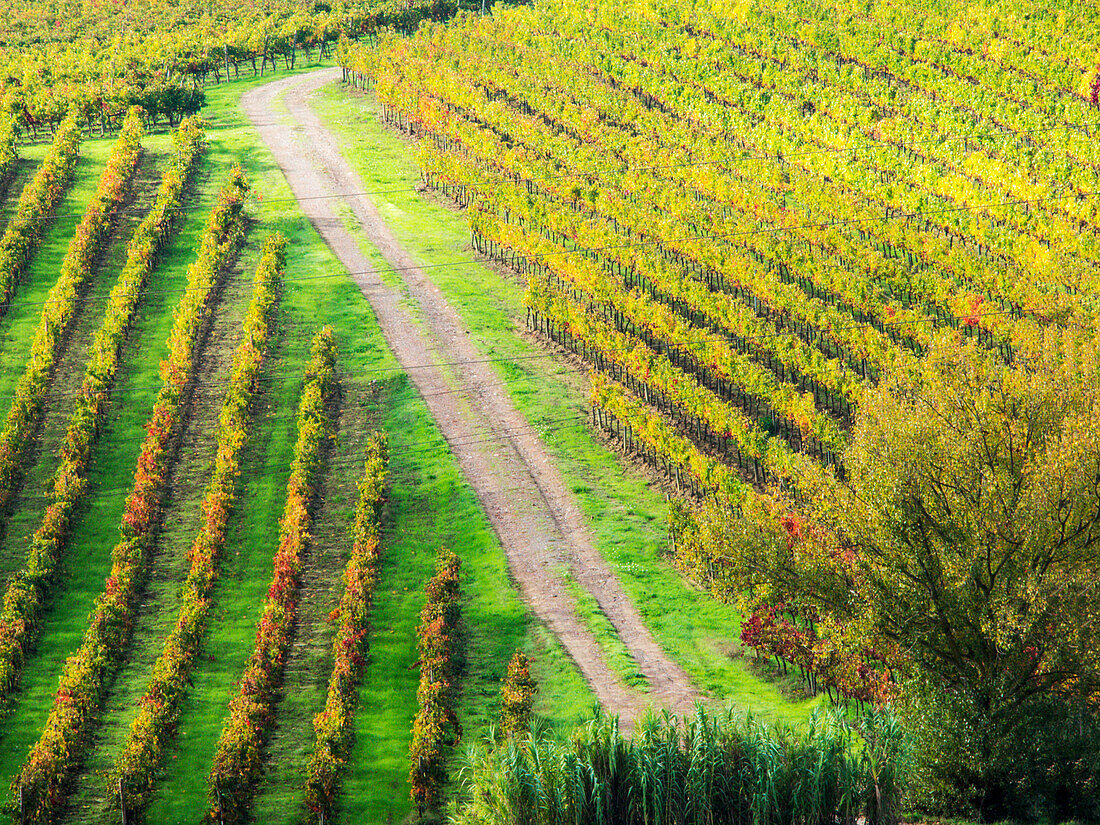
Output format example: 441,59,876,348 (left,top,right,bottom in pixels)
827,334,1100,714
822,334,1100,816
675,332,1100,816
